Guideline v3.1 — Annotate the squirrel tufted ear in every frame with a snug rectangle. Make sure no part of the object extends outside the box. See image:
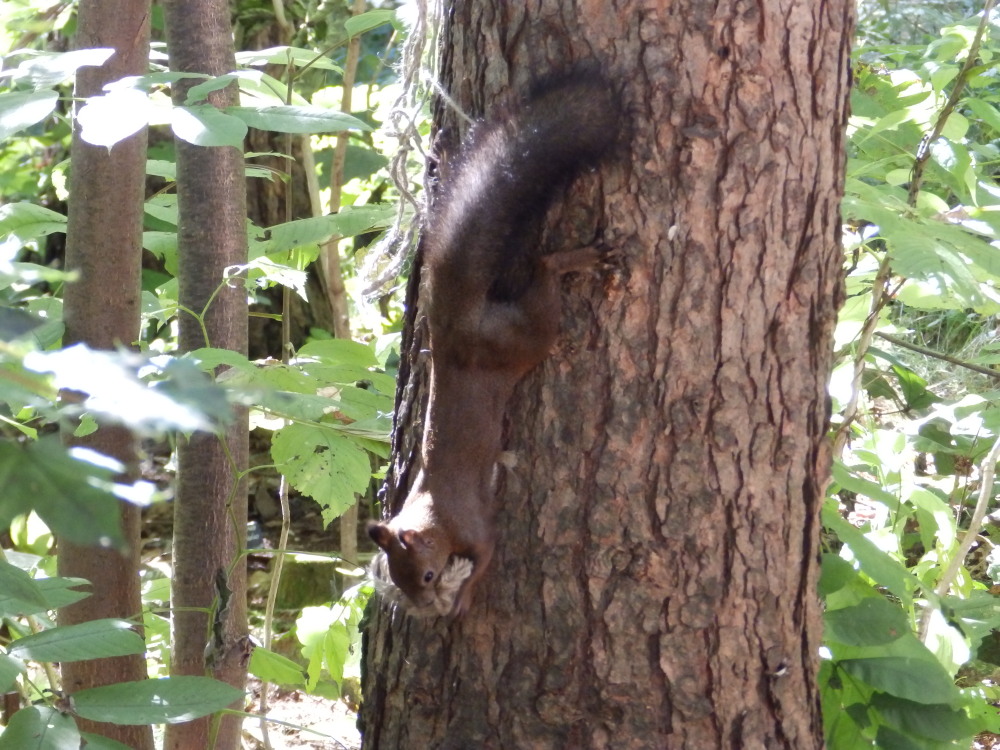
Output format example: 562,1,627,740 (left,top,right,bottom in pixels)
398,529,431,550
367,522,393,551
